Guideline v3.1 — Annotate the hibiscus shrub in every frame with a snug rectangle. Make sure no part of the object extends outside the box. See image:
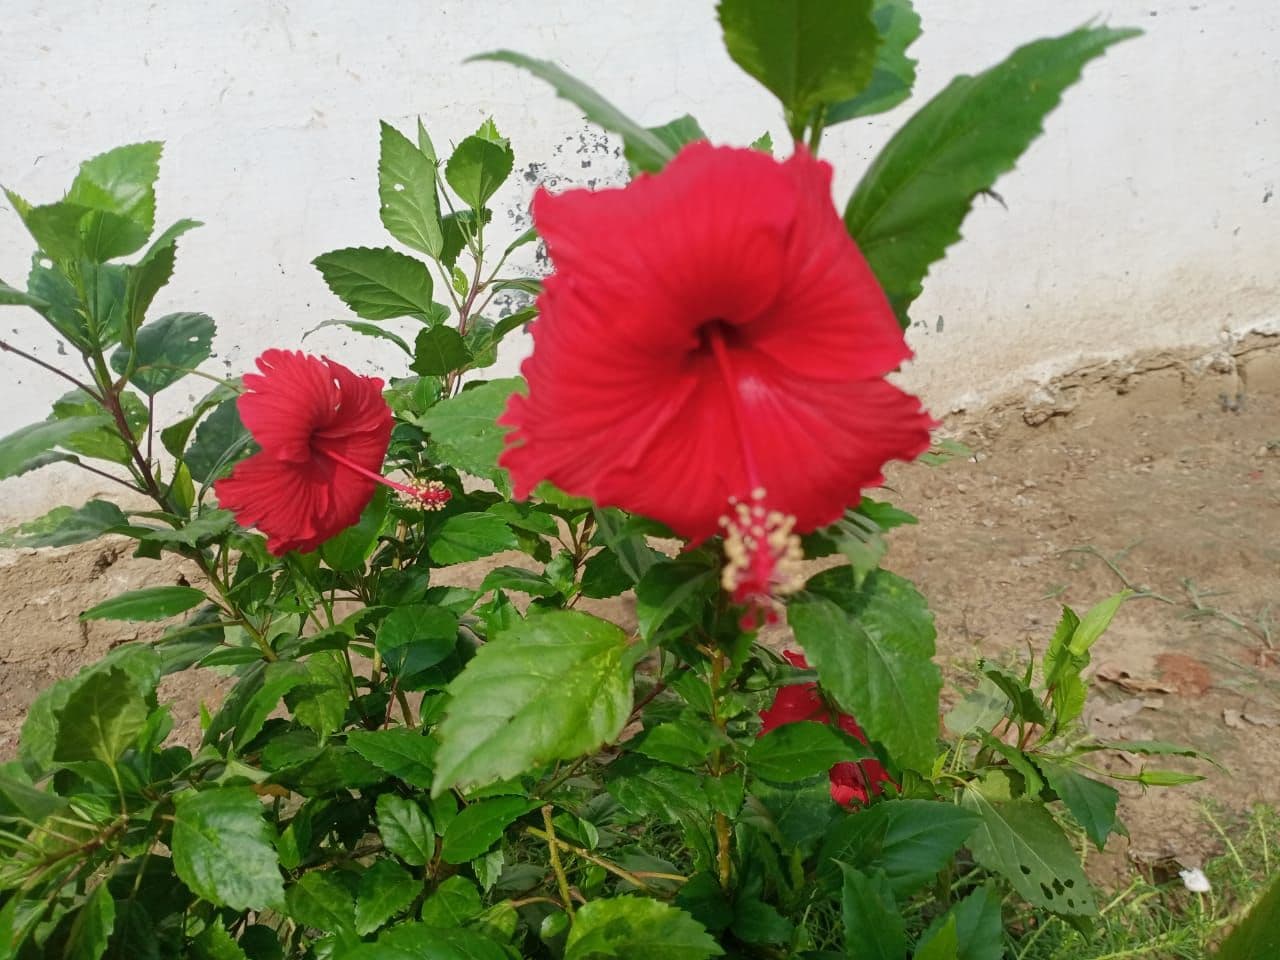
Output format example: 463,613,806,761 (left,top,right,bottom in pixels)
0,5,1217,959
